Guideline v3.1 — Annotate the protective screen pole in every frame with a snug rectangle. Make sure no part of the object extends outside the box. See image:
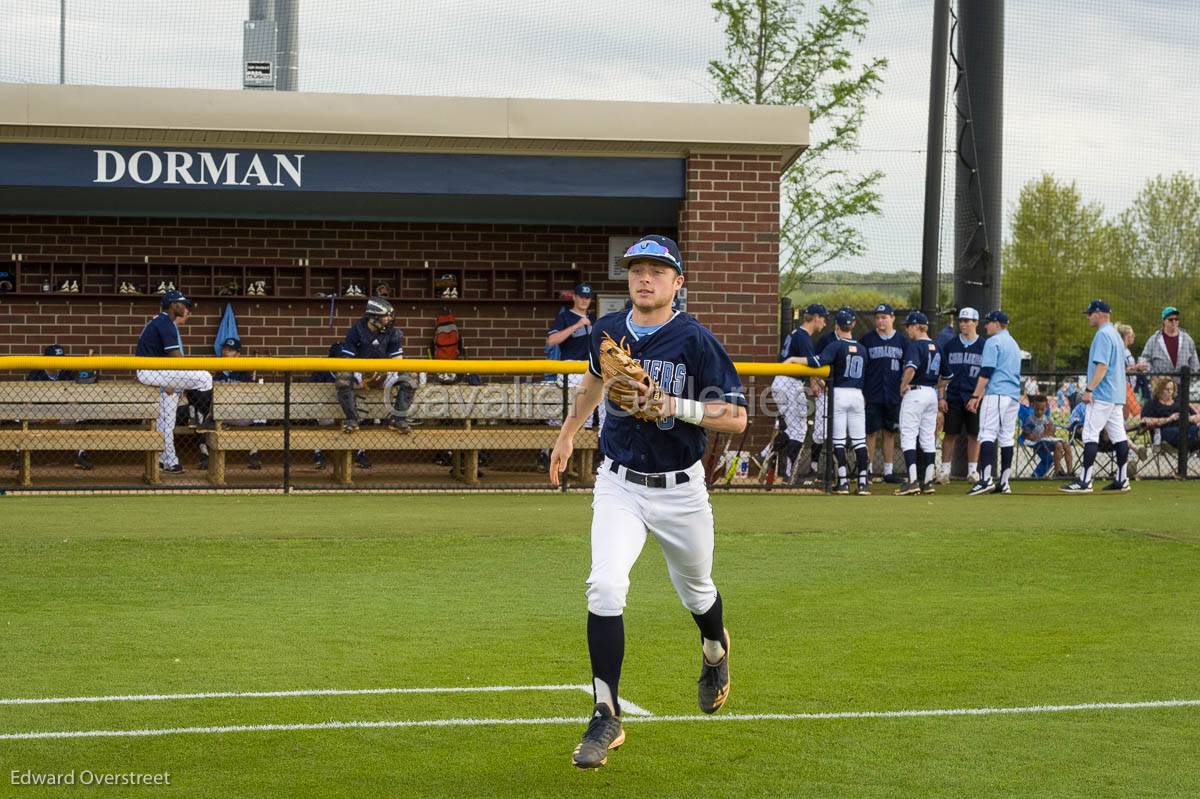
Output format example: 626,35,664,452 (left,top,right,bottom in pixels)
282,371,292,494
